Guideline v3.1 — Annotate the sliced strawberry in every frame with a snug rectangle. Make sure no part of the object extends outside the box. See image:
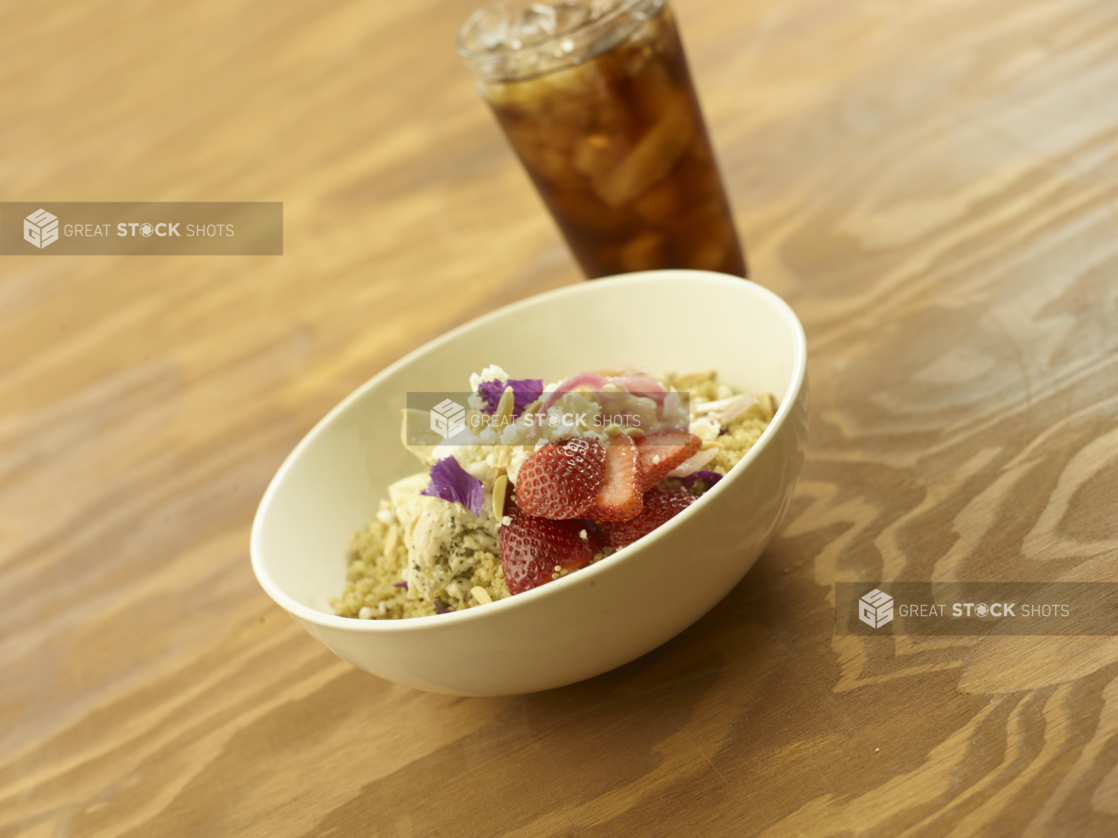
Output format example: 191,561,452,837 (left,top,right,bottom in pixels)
586,435,644,522
633,431,702,491
515,437,607,520
599,487,695,549
499,500,599,595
